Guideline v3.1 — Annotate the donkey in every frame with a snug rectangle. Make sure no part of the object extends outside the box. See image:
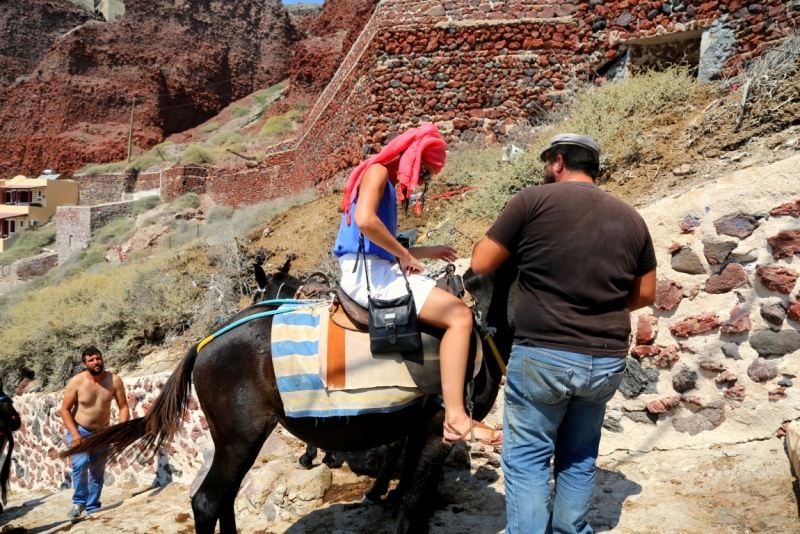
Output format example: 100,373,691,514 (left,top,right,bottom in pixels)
65,259,518,533
0,379,22,514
